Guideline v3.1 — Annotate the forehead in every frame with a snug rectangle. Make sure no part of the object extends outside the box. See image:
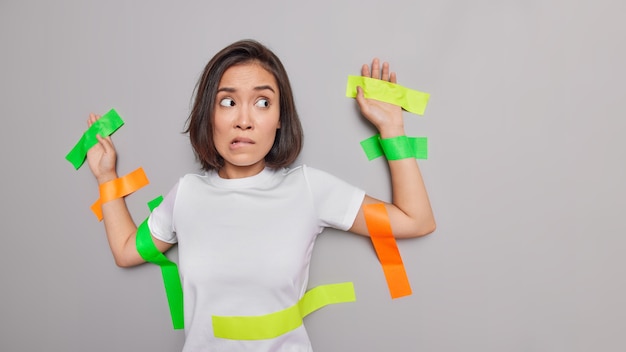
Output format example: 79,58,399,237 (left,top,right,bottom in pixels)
218,62,278,90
